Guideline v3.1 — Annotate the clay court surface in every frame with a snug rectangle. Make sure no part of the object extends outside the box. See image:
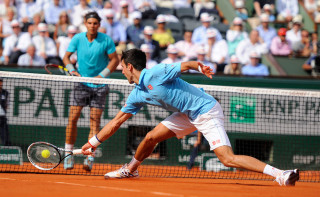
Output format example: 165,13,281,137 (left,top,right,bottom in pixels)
0,173,319,197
